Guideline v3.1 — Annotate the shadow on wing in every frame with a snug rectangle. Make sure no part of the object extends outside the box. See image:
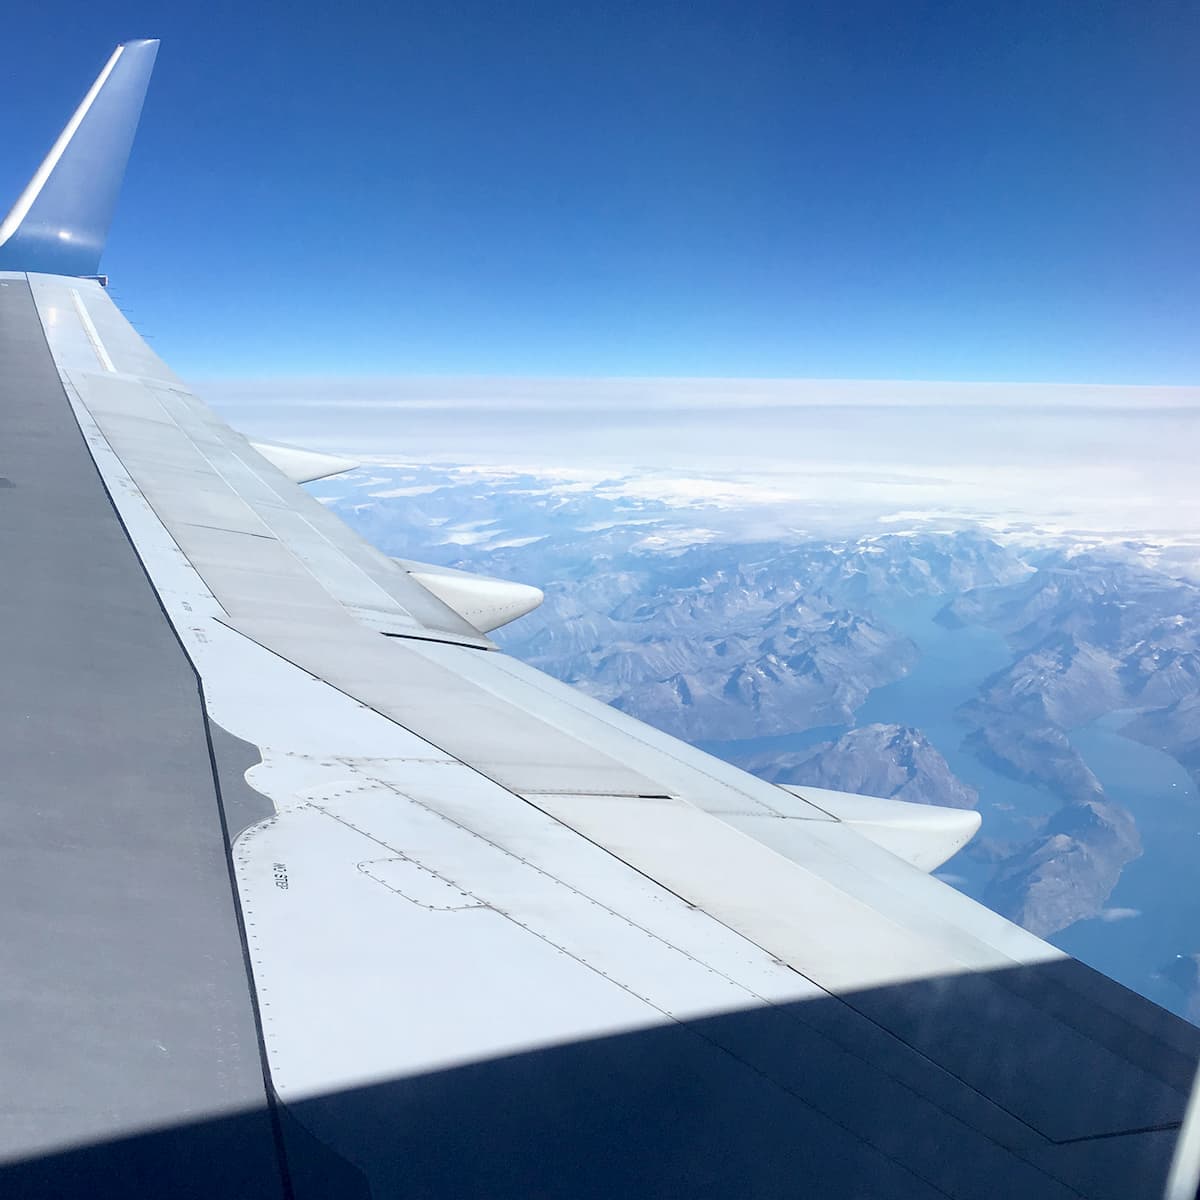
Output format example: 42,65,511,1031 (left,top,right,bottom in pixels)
4,957,1197,1200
